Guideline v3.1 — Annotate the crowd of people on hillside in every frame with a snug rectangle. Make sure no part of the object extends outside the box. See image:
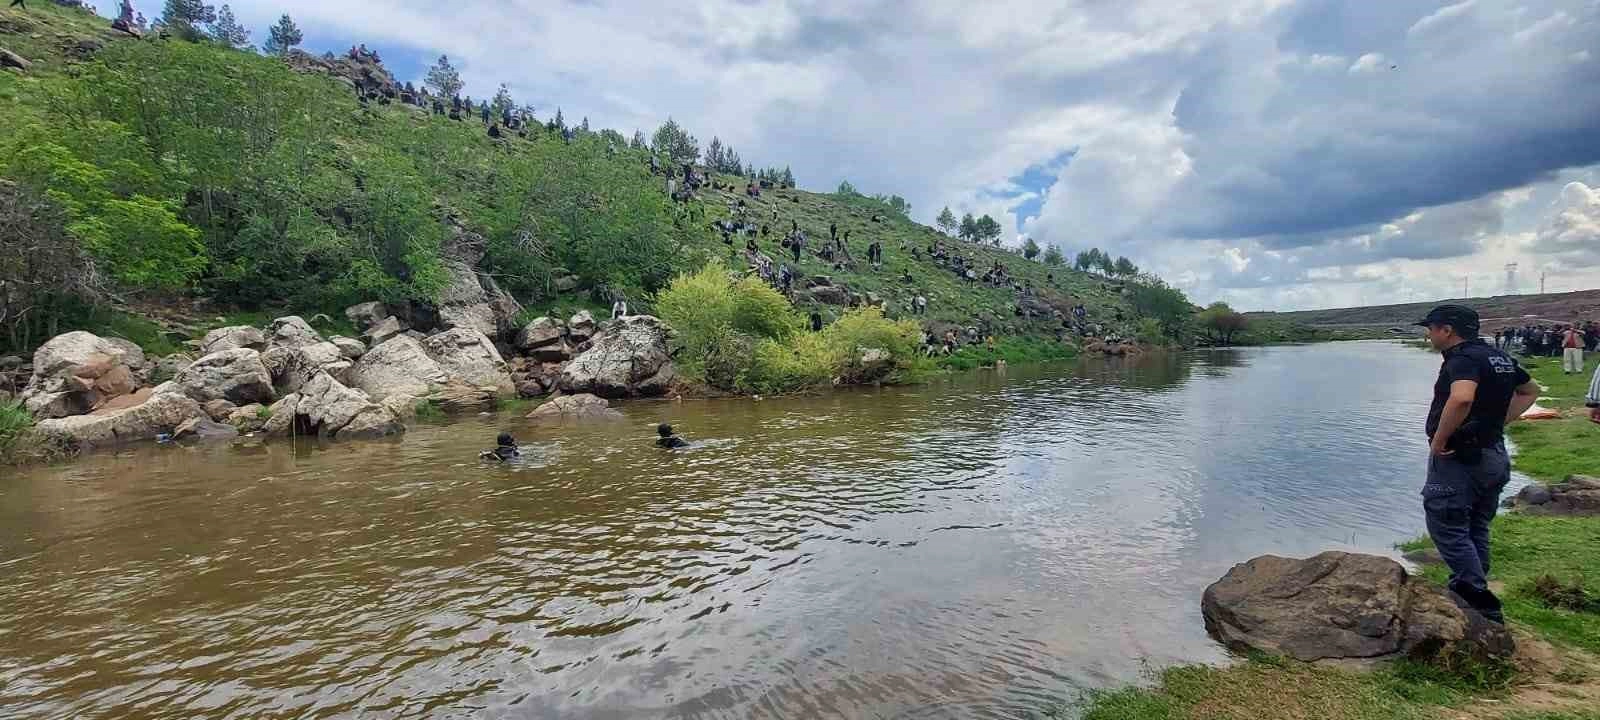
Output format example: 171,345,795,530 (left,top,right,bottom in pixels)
1492,320,1597,375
